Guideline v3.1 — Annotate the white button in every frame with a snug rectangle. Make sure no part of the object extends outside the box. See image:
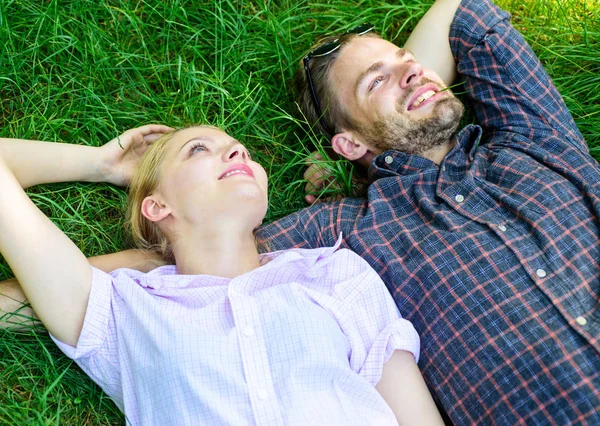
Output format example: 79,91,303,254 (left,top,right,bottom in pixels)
498,225,507,232
455,194,465,203
536,269,547,278
576,316,587,326
384,155,393,164
243,326,255,337
257,389,268,400
442,165,446,171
